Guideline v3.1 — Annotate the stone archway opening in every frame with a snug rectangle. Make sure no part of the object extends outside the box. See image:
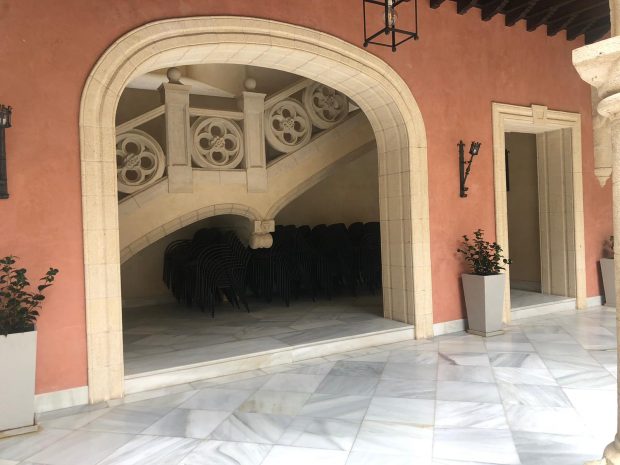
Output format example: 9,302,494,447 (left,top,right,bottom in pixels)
80,16,433,402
